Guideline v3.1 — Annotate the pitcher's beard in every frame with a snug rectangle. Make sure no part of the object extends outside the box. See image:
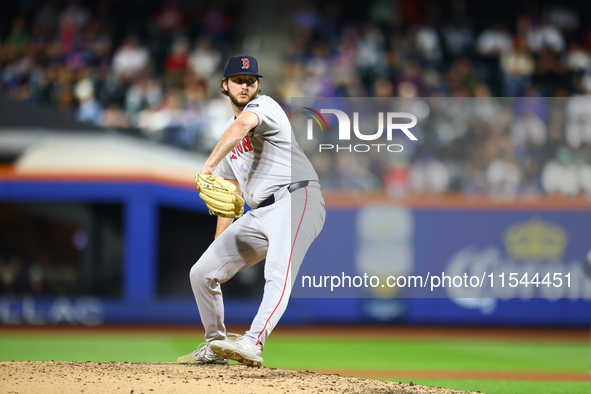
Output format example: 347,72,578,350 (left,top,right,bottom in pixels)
229,90,258,109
